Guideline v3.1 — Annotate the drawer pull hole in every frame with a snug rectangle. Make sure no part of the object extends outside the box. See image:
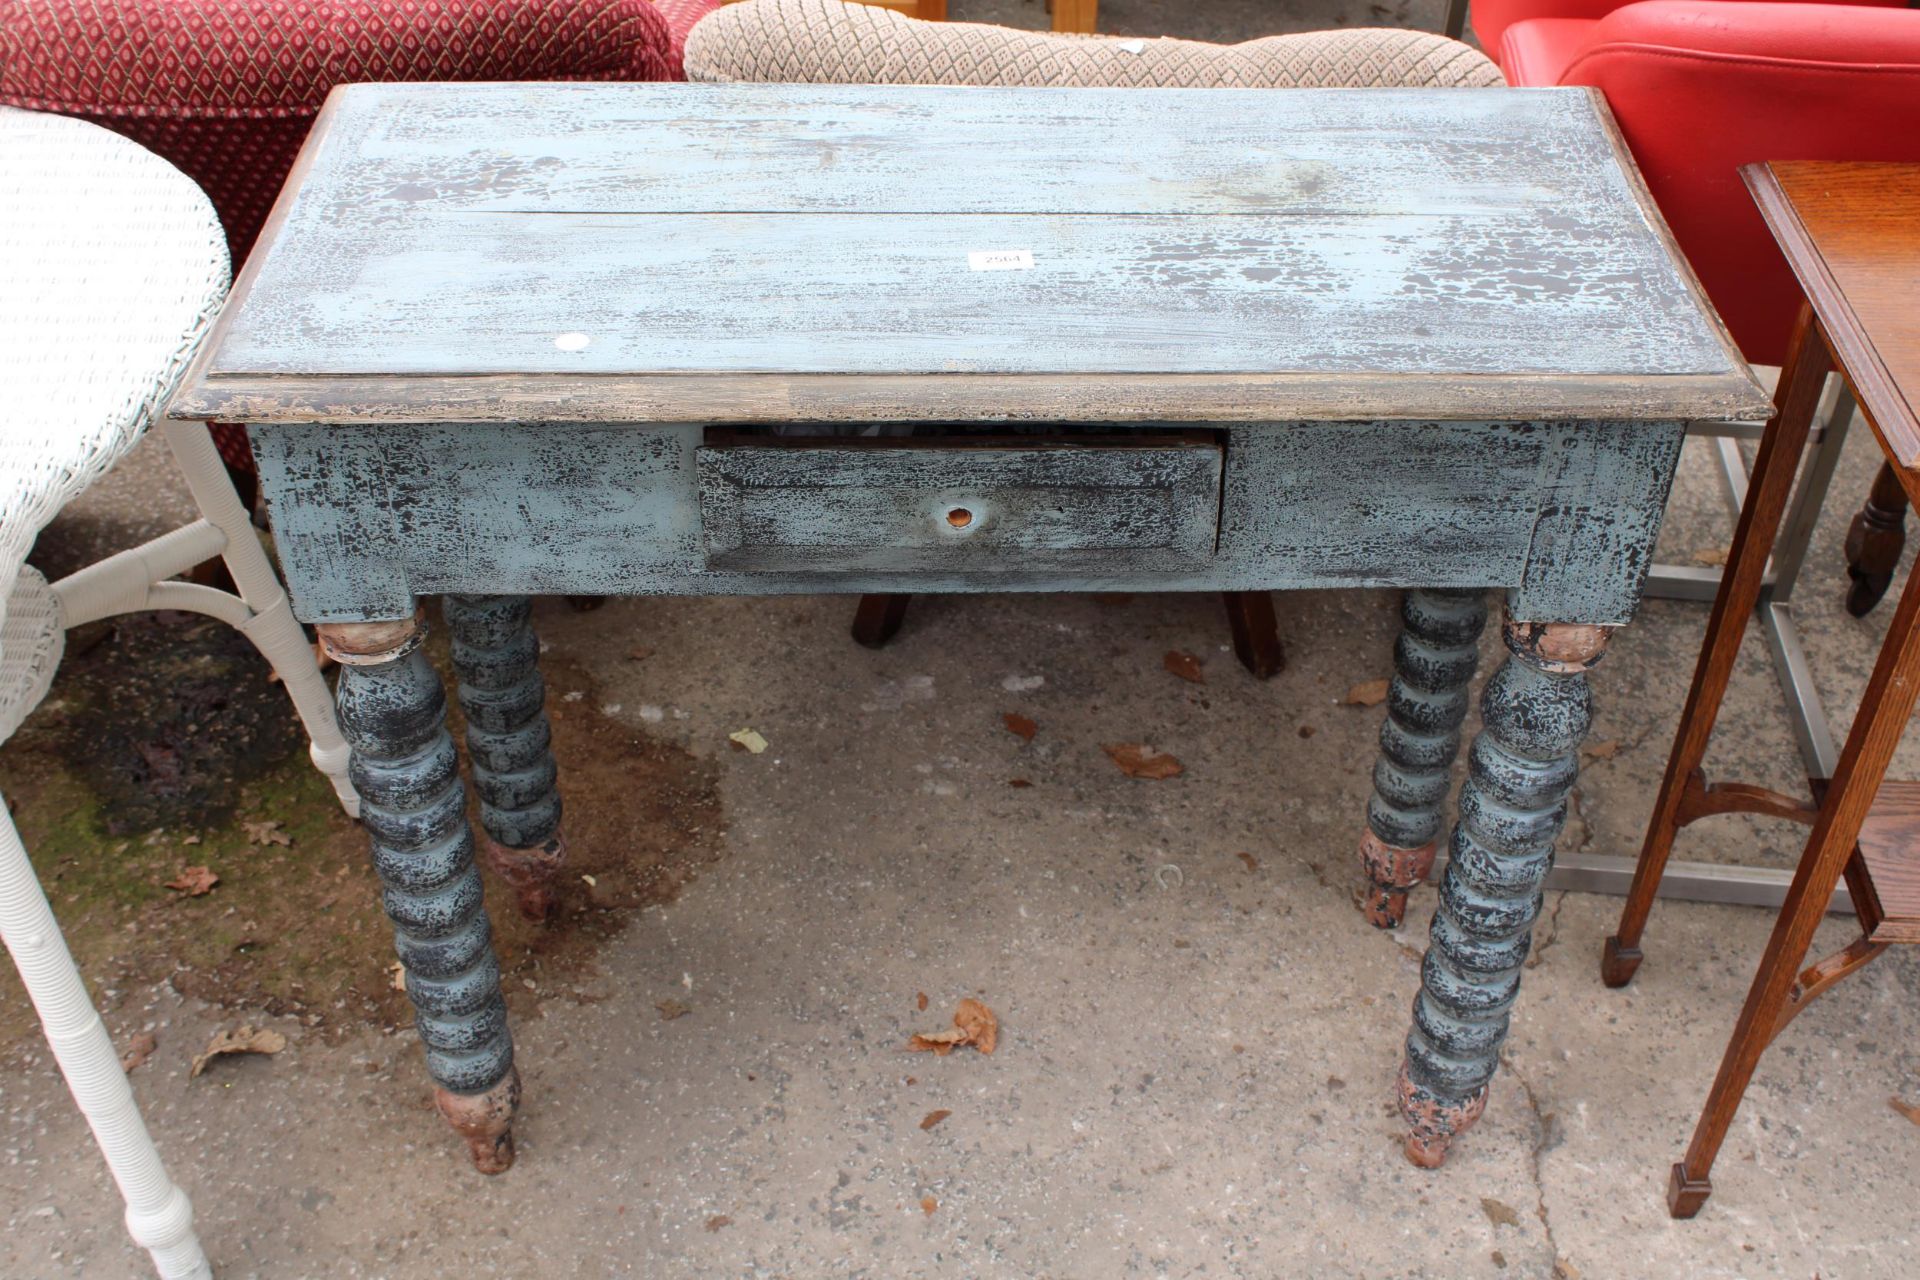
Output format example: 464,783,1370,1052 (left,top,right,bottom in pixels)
946,507,974,529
